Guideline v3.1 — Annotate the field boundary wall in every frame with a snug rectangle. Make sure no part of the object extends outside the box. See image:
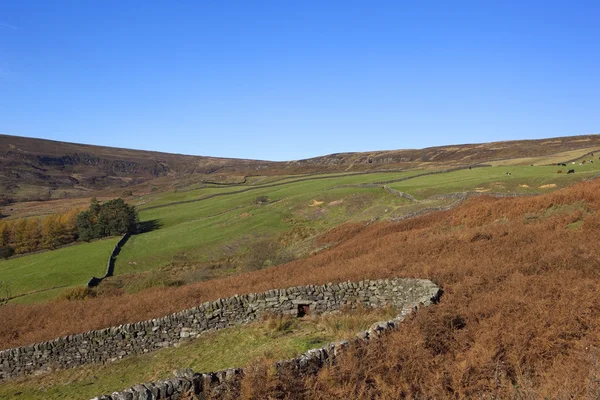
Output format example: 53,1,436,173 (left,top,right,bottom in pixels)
0,278,440,386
